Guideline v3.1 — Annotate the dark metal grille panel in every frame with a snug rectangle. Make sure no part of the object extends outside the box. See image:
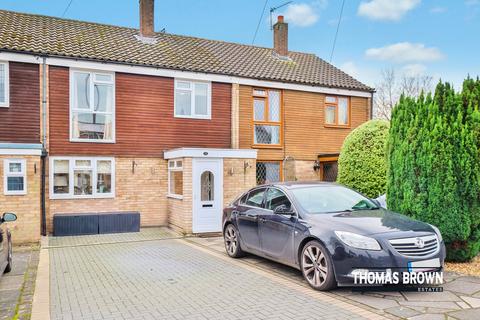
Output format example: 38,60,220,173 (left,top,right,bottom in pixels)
322,162,338,182
256,162,280,185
